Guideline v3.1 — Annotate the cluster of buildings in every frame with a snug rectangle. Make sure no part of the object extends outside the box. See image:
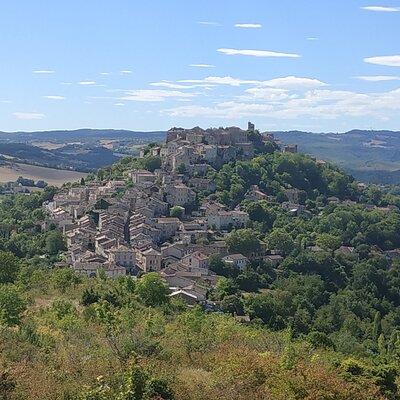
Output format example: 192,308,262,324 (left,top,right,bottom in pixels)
42,122,400,306
145,122,273,173
44,123,283,304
